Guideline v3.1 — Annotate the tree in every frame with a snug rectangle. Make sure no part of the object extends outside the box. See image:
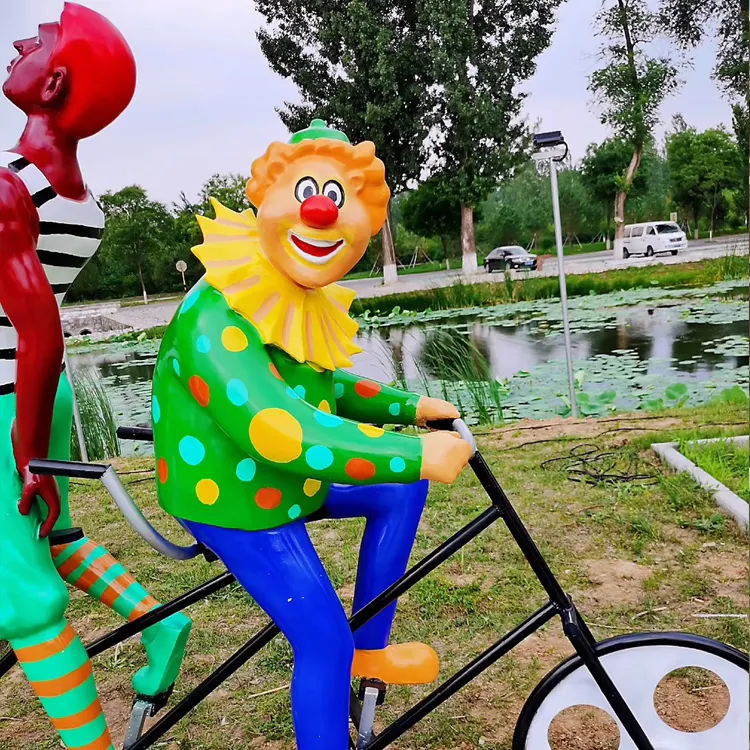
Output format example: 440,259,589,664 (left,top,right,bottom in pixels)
659,0,749,219
581,138,666,245
556,168,602,245
667,126,742,238
400,179,462,258
477,163,551,250
581,138,638,248
659,0,748,113
255,0,431,285
99,186,174,304
589,0,679,258
422,0,562,272
196,173,251,215
626,147,670,223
